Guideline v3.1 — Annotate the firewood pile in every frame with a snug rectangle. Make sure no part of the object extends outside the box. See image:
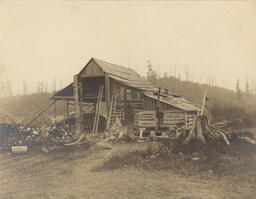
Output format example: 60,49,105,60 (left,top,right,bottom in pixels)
0,123,72,153
185,115,230,145
0,124,41,153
